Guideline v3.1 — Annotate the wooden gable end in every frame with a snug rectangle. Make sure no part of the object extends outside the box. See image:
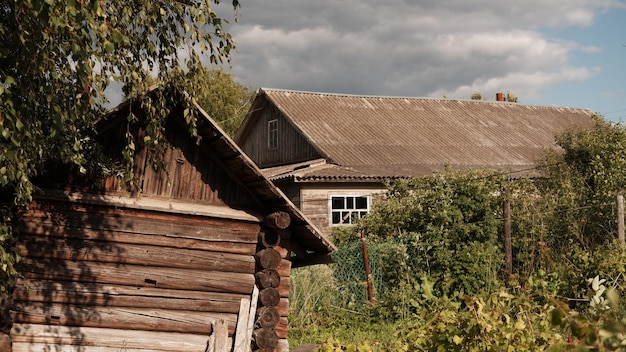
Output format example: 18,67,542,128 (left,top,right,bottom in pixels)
238,97,321,169
41,105,261,212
